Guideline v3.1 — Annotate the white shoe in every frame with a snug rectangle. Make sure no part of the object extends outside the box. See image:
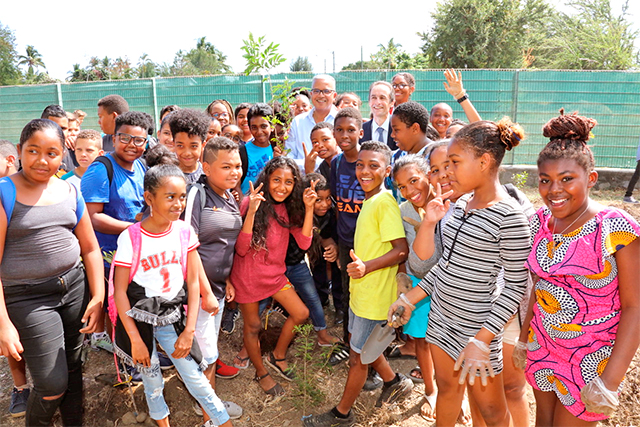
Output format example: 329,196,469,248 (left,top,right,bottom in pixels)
193,401,242,420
